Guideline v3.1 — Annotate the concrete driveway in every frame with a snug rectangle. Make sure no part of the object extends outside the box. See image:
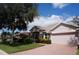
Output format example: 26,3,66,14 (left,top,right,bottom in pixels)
12,44,77,55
